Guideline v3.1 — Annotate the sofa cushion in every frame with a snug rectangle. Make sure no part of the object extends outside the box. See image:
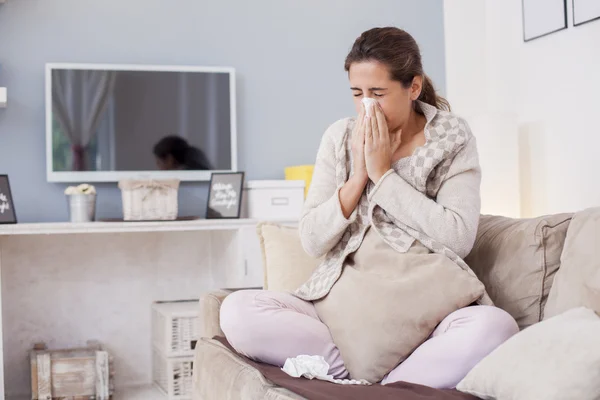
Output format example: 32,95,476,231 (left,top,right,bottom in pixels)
465,213,572,329
544,207,600,319
456,307,600,400
314,238,484,383
257,223,320,292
